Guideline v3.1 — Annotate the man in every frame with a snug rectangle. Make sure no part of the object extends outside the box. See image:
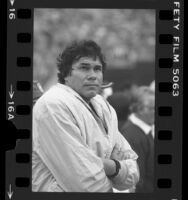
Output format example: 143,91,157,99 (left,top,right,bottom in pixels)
32,40,139,192
120,86,155,192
